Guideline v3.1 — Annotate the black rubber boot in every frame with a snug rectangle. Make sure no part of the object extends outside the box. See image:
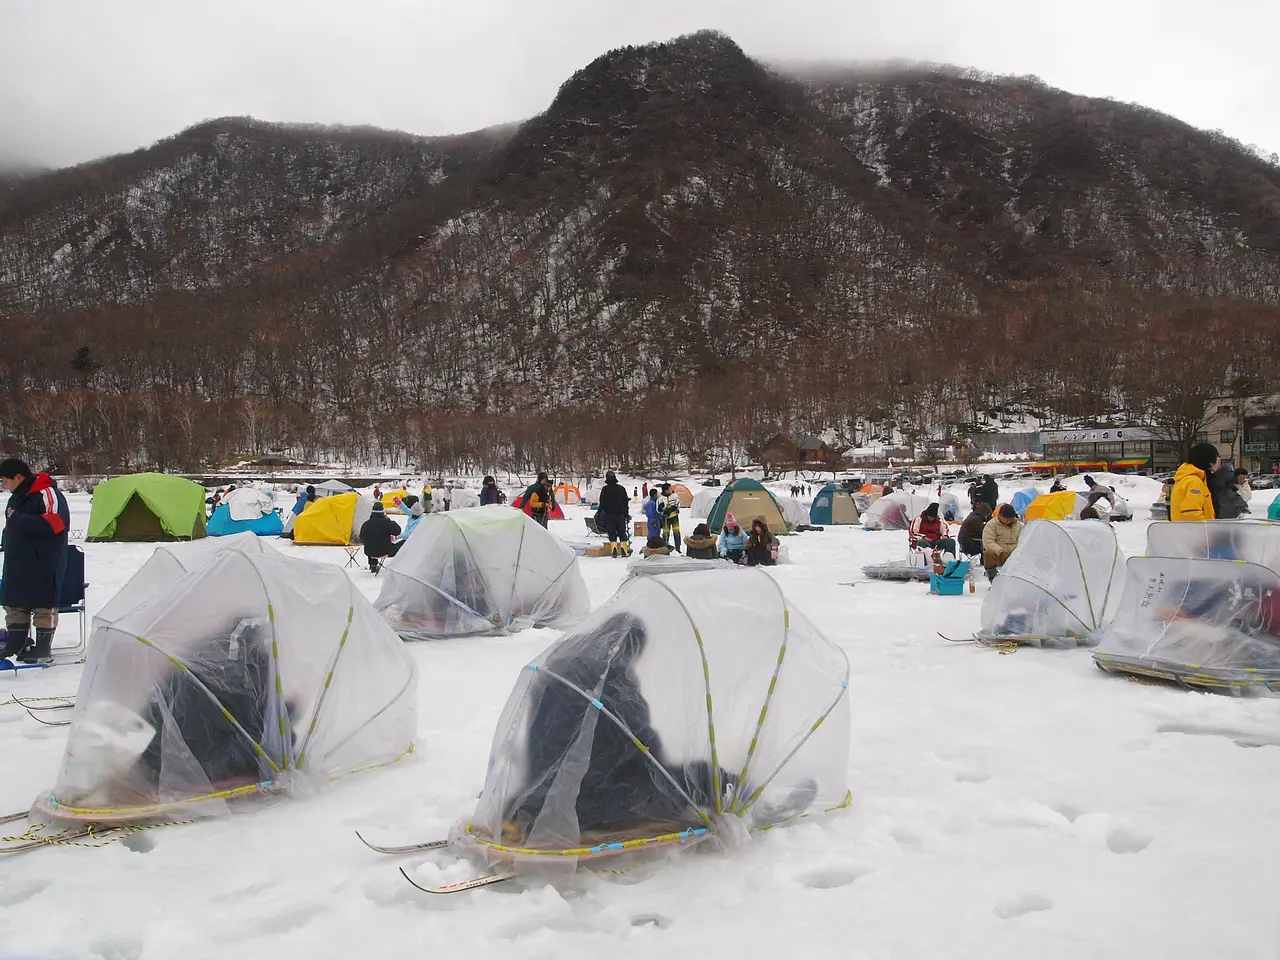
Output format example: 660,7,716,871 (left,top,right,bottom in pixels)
1,626,29,660
18,628,53,665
